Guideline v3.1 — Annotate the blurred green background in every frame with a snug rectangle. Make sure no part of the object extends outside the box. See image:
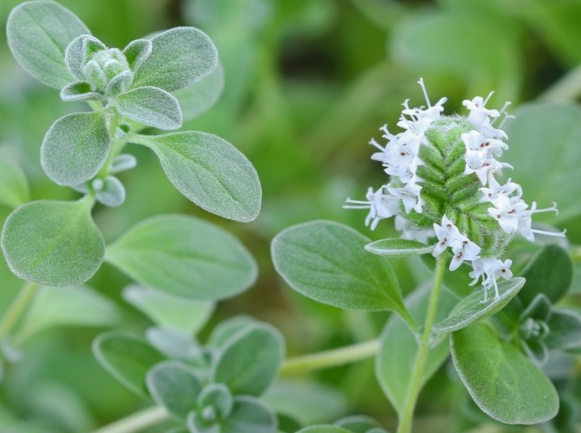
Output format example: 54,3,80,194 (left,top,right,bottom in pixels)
1,0,581,432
